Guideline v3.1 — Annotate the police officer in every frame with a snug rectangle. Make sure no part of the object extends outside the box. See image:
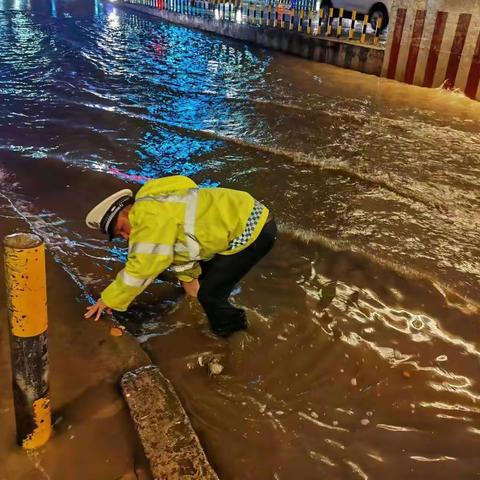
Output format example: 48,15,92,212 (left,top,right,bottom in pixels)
84,175,277,337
